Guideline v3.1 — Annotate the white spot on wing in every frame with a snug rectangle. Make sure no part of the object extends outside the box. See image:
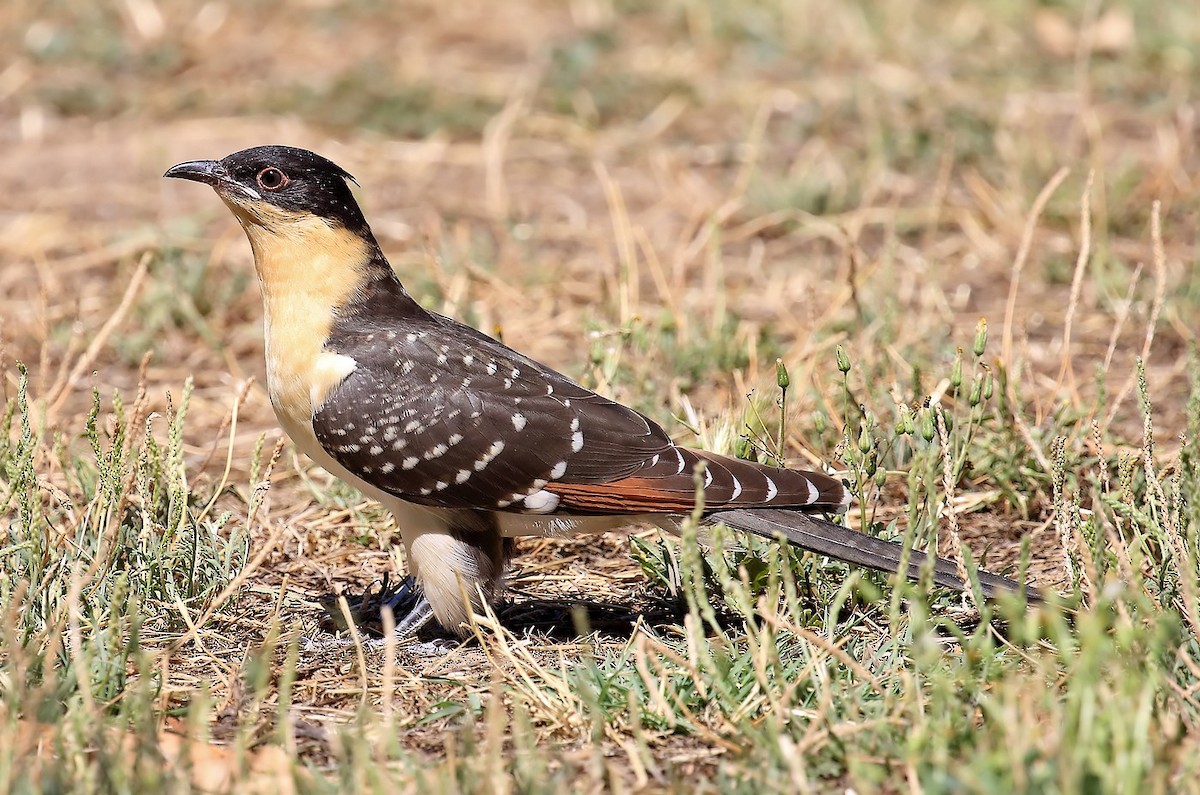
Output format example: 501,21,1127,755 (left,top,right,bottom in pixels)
549,461,567,479
730,474,742,500
764,475,778,501
455,469,471,484
522,489,560,514
475,440,505,471
837,482,851,511
512,413,527,431
571,431,584,452
402,457,419,470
